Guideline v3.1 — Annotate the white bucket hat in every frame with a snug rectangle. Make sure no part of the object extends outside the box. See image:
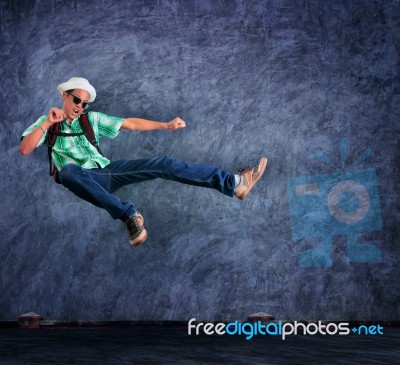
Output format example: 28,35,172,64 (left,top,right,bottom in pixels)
57,77,96,102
